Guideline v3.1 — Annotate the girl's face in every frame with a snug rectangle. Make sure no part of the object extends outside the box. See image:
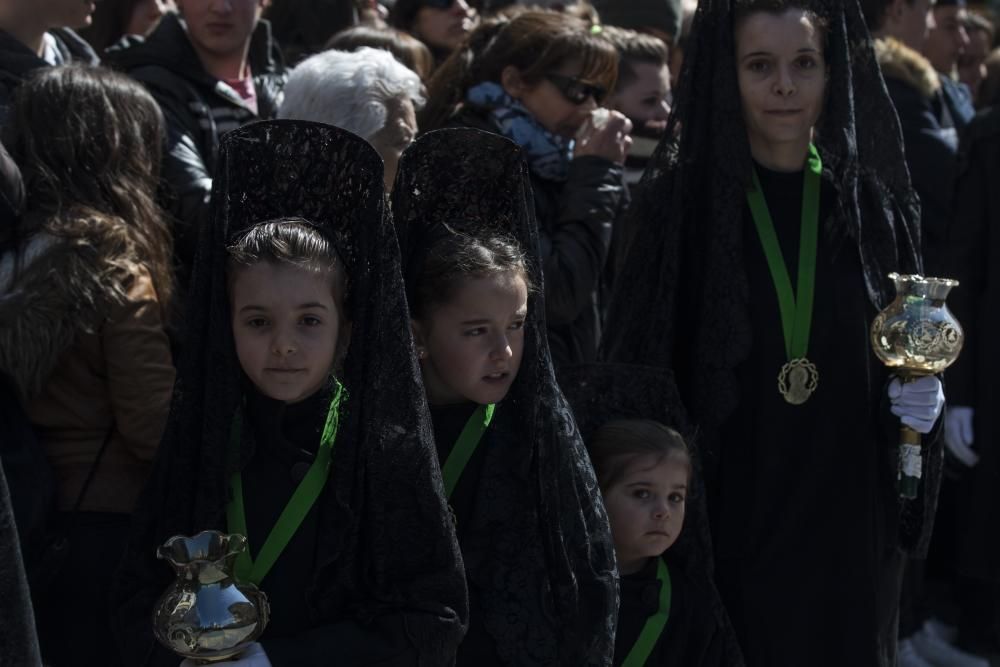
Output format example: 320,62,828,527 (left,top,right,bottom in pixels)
602,453,689,575
735,9,826,158
412,271,528,406
502,60,603,139
412,0,475,53
230,262,342,404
